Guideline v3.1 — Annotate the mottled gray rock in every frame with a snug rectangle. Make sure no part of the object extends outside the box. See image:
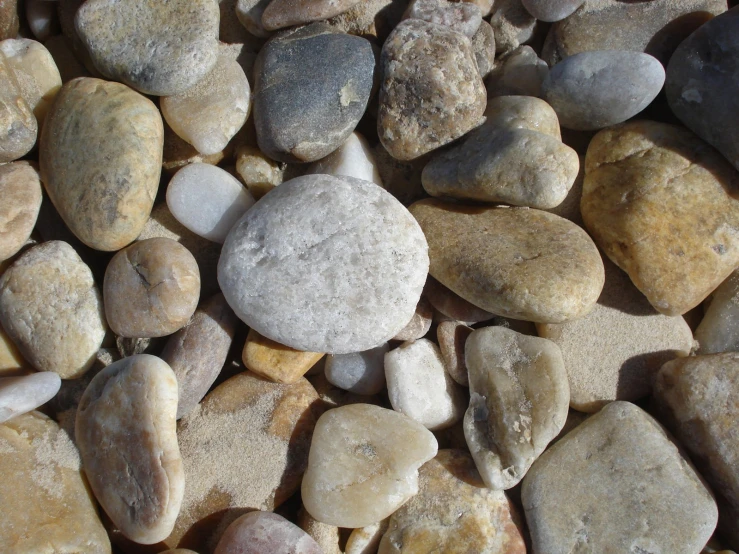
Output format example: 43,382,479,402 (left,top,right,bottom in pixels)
325,343,389,396
403,0,482,37
0,54,37,163
521,0,584,22
0,162,42,262
0,372,61,423
261,0,363,31
486,45,549,98
214,511,323,554
489,0,537,56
